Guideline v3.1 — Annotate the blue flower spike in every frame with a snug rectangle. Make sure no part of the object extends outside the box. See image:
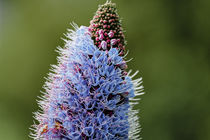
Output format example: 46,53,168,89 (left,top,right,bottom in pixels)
31,1,144,140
